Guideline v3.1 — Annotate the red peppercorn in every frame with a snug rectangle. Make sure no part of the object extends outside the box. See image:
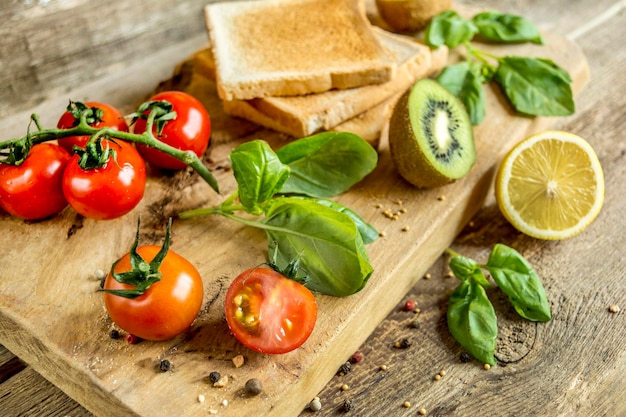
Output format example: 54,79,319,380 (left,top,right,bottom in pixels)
403,300,416,311
126,333,141,344
350,351,365,364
